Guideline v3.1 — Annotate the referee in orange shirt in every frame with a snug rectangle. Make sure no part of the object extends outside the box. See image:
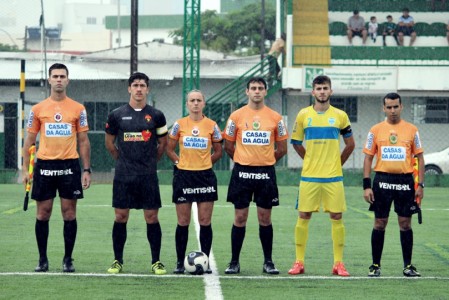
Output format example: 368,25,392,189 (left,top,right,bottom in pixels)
363,92,424,277
222,77,288,274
